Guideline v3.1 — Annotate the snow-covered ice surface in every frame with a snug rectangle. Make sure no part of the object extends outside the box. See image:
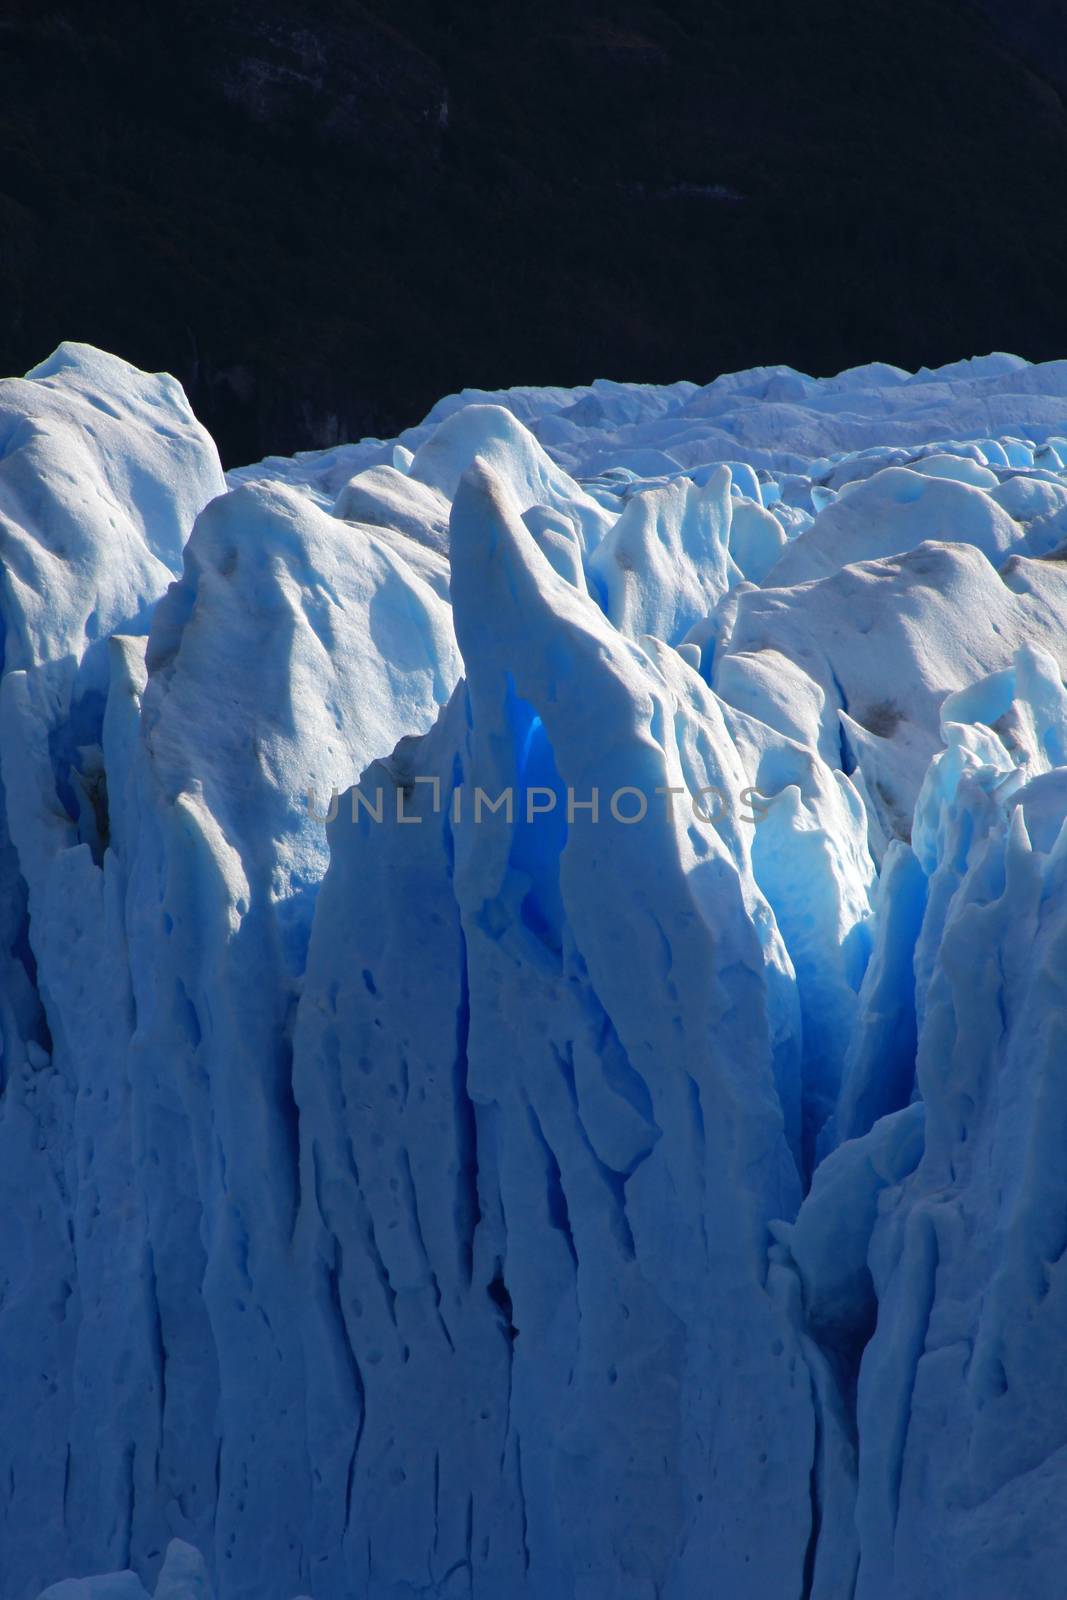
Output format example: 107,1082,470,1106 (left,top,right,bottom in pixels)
4,344,1067,1598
